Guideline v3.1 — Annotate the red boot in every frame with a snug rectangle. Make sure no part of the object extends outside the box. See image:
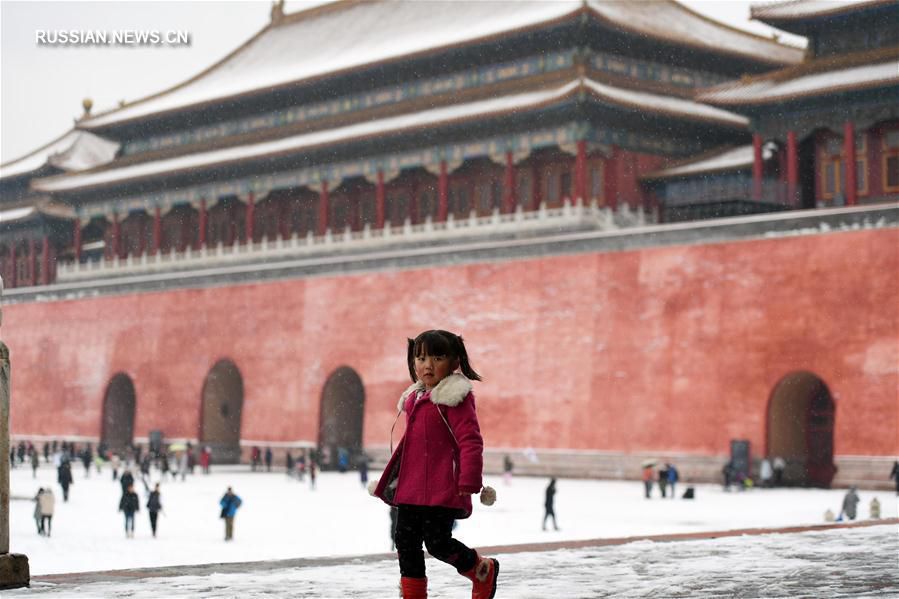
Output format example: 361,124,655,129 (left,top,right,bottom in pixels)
461,554,499,599
400,576,427,599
